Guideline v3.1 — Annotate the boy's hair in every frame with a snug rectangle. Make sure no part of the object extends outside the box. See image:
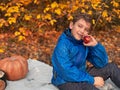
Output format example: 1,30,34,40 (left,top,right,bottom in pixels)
72,12,92,24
